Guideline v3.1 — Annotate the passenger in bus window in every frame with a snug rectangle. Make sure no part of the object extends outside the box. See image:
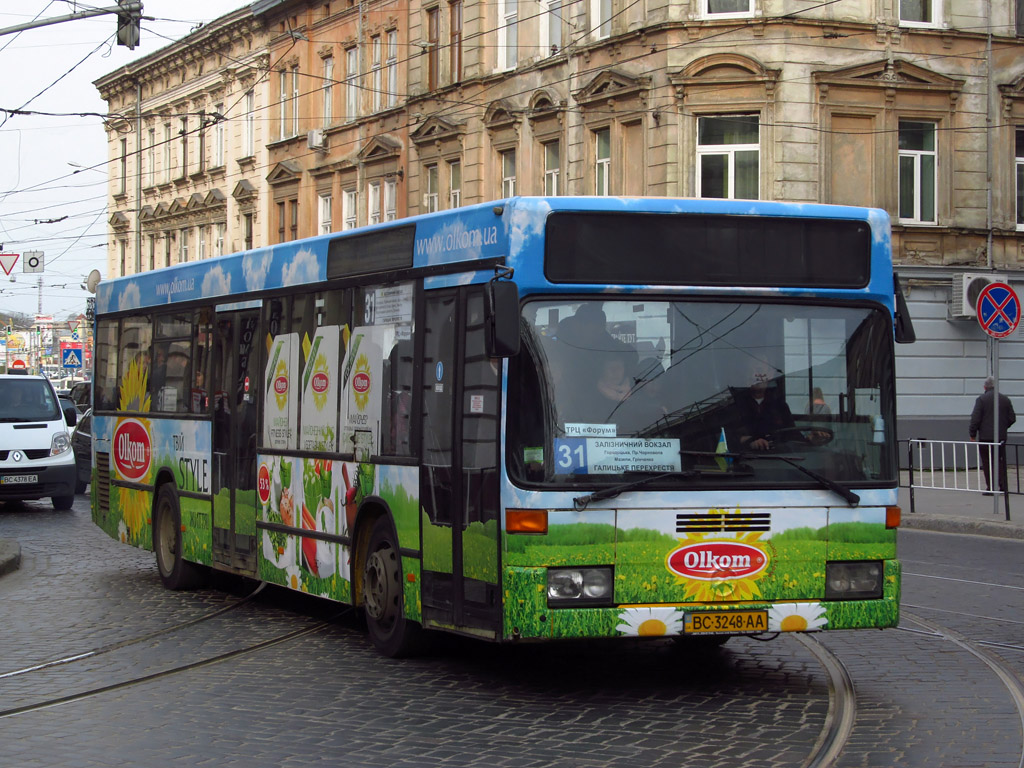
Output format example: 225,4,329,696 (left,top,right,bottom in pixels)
736,365,794,450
